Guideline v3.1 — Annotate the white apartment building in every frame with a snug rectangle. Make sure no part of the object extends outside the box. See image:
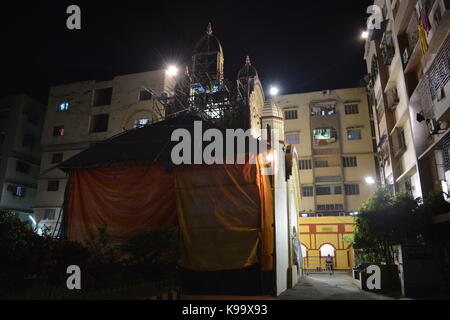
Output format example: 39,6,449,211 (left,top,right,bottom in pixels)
0,94,45,222
34,69,176,233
